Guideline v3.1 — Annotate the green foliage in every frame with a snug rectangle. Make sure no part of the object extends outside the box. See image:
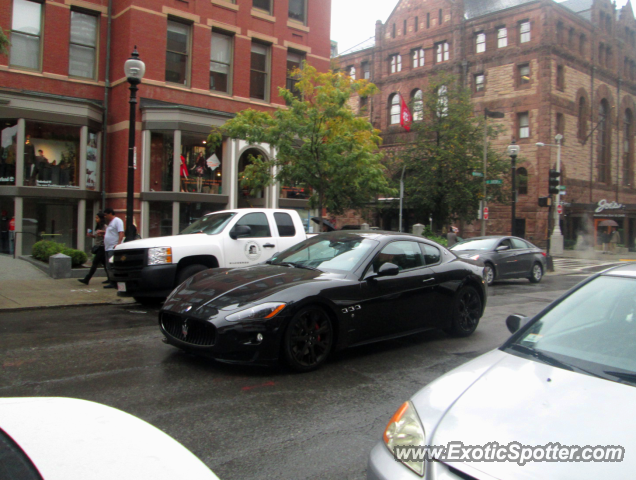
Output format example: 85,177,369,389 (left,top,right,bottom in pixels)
0,28,9,56
32,240,87,267
421,226,447,247
397,72,511,230
215,64,395,215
